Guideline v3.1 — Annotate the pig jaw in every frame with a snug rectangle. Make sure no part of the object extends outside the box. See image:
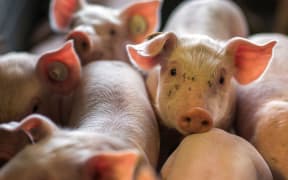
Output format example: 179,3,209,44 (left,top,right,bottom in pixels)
155,39,236,134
